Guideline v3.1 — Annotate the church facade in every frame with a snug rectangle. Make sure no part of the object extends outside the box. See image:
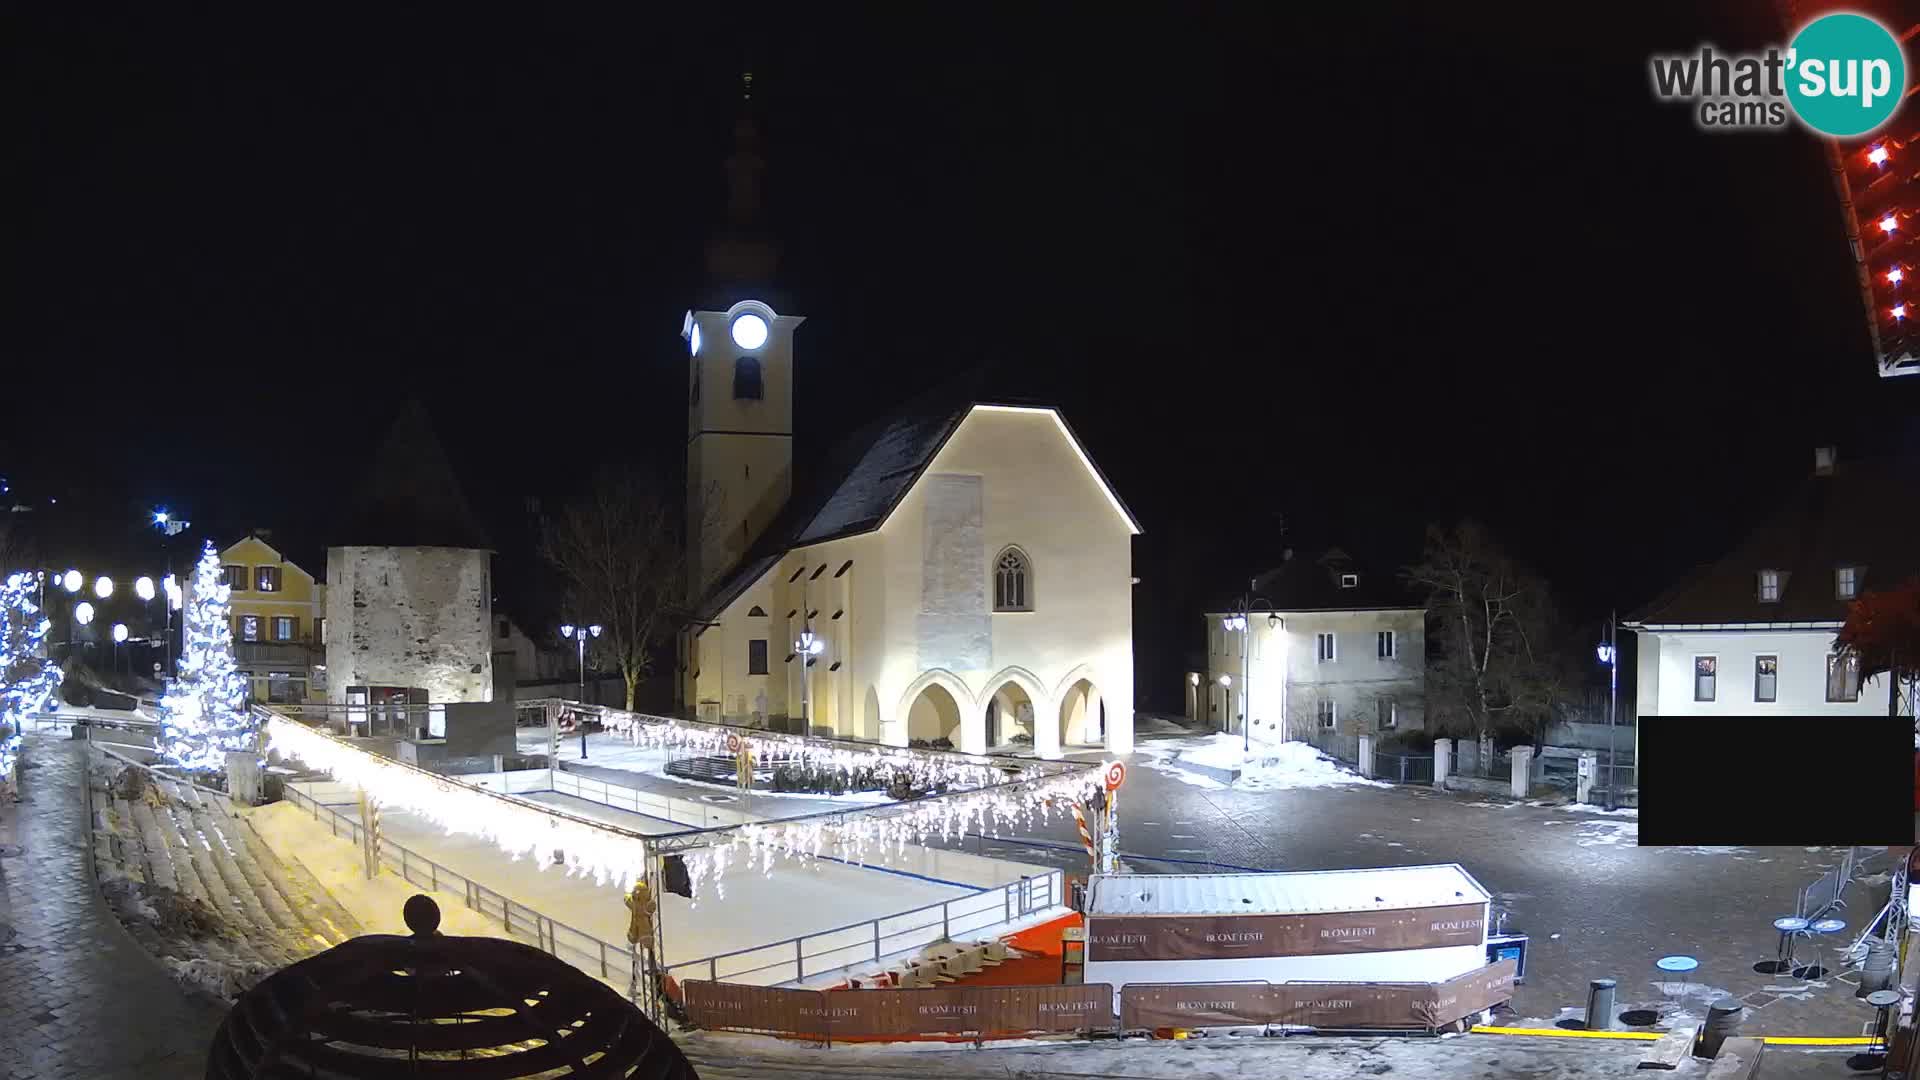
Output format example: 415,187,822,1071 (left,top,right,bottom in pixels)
677,301,1138,758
